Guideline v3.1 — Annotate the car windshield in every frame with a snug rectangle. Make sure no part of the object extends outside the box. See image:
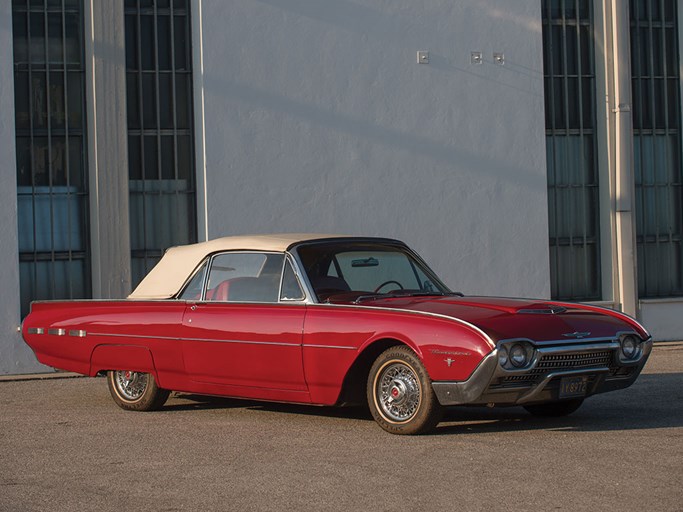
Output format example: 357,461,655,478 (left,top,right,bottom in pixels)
295,241,452,302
